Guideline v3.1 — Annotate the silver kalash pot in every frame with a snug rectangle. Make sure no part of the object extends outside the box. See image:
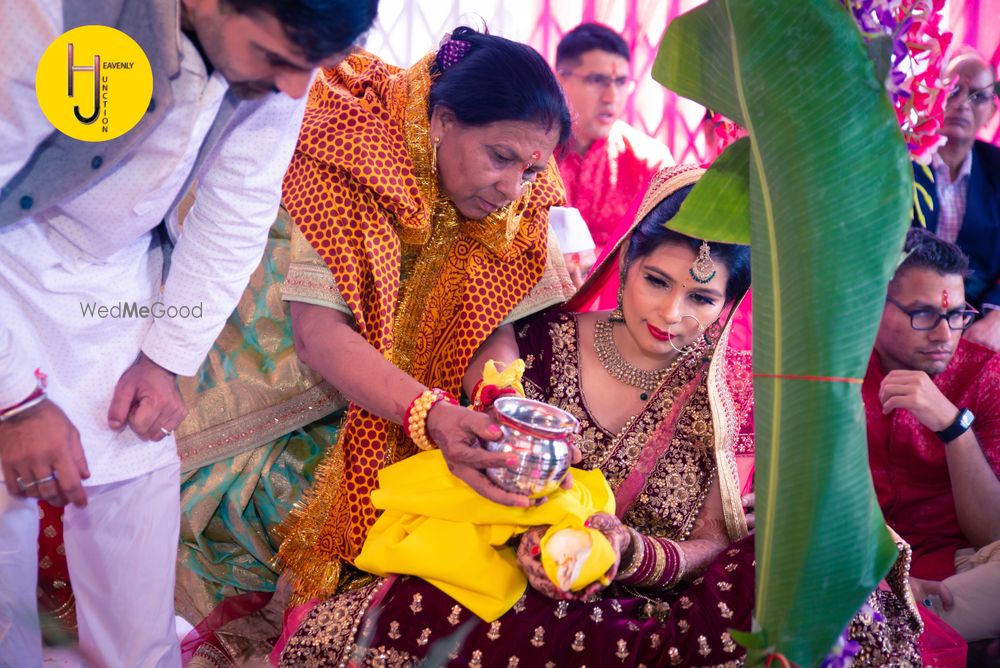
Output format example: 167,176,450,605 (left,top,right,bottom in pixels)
484,396,578,499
